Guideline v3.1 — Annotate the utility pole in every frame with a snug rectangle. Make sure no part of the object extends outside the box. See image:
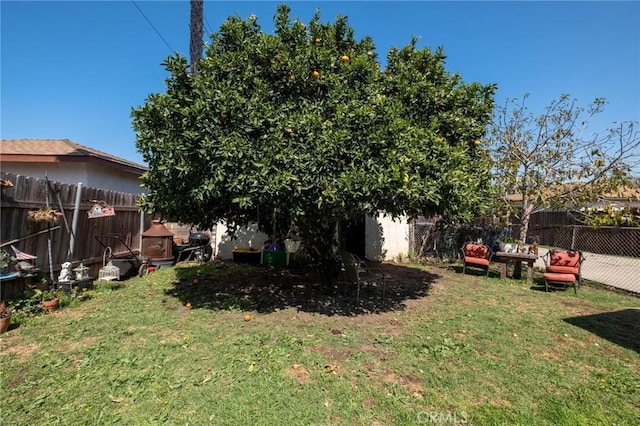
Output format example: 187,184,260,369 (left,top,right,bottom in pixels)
189,0,204,75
